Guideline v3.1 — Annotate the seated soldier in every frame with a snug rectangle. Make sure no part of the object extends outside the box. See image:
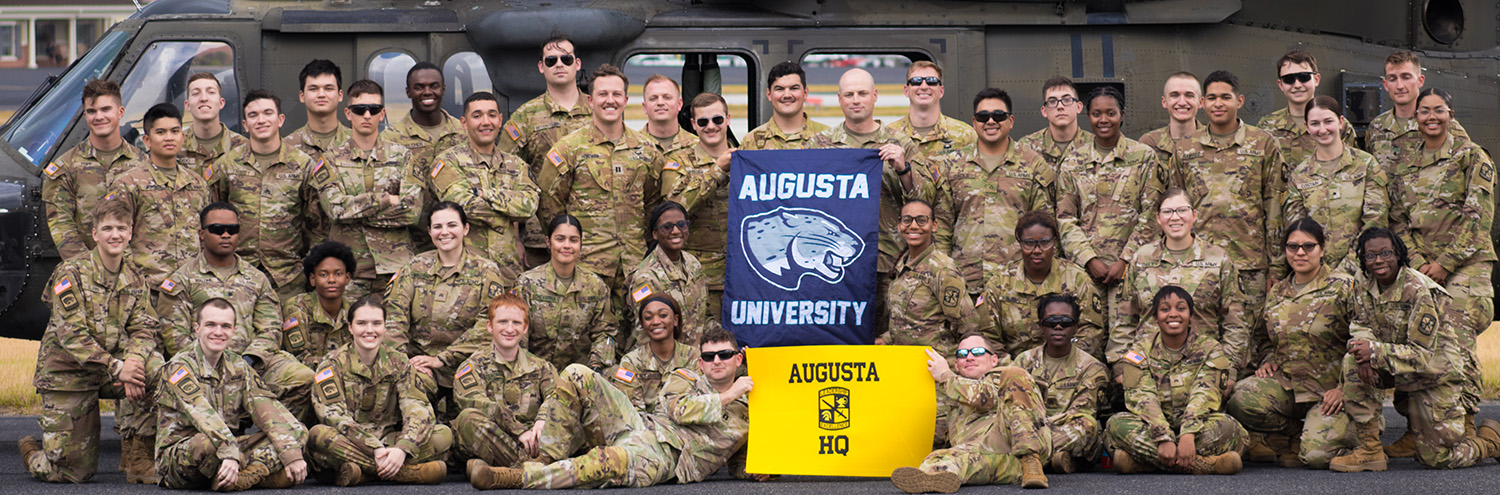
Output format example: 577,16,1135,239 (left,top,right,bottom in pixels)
1012,294,1108,474
608,294,699,414
280,241,357,369
471,326,756,489
454,293,559,478
890,333,1051,493
307,295,451,485
156,298,308,491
